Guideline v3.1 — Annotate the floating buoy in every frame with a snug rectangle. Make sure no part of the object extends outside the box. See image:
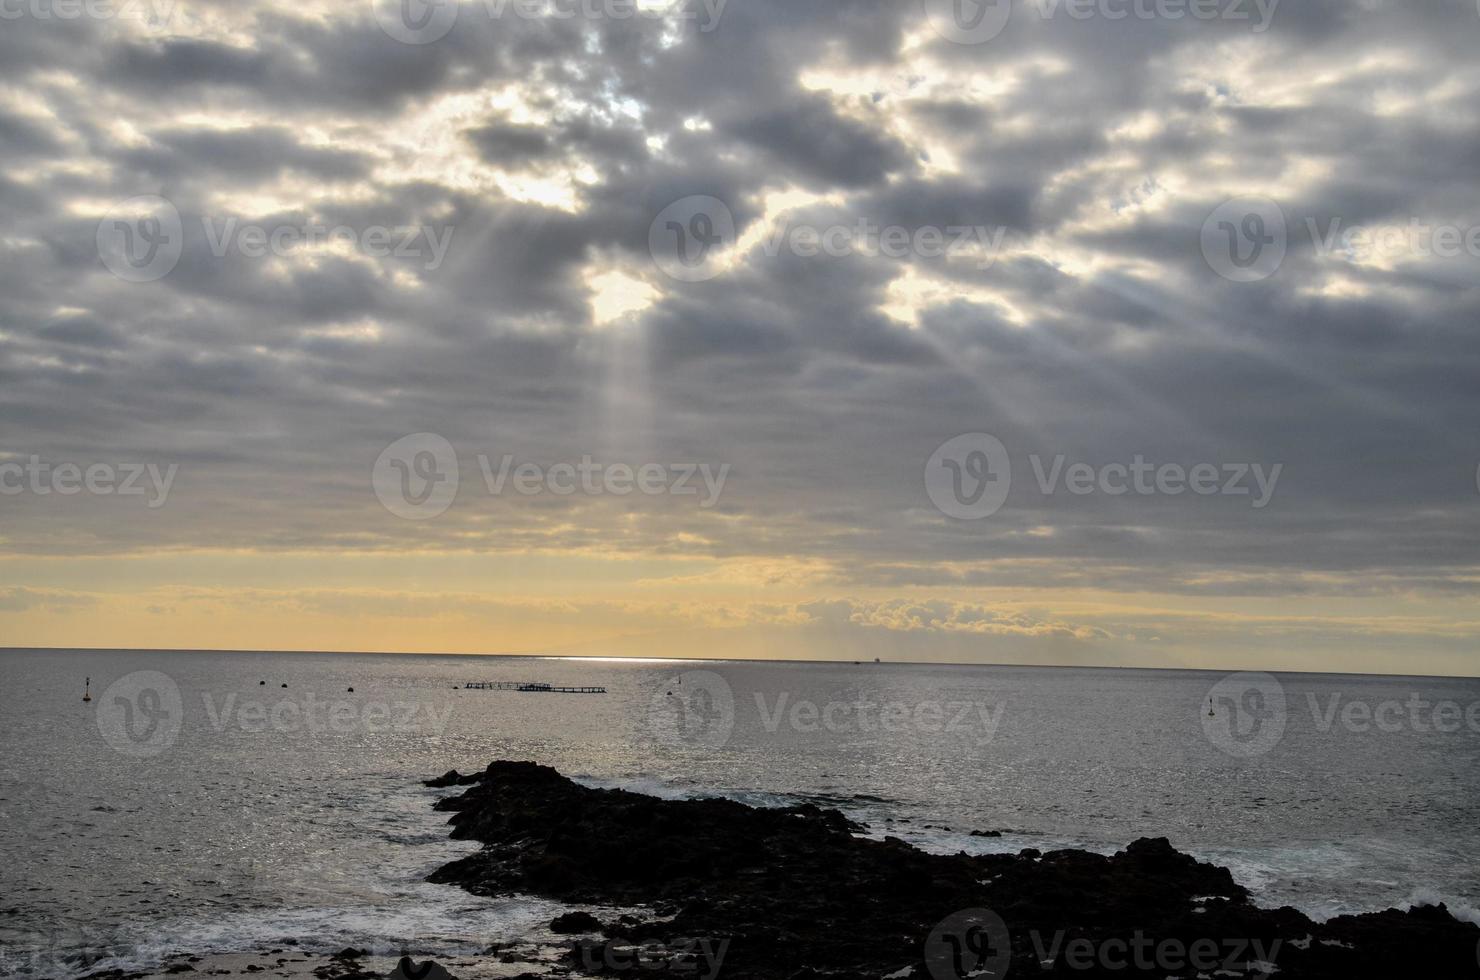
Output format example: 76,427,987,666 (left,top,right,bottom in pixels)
259,680,266,686
347,687,355,693
1208,698,1215,718
82,677,91,703
281,683,288,688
